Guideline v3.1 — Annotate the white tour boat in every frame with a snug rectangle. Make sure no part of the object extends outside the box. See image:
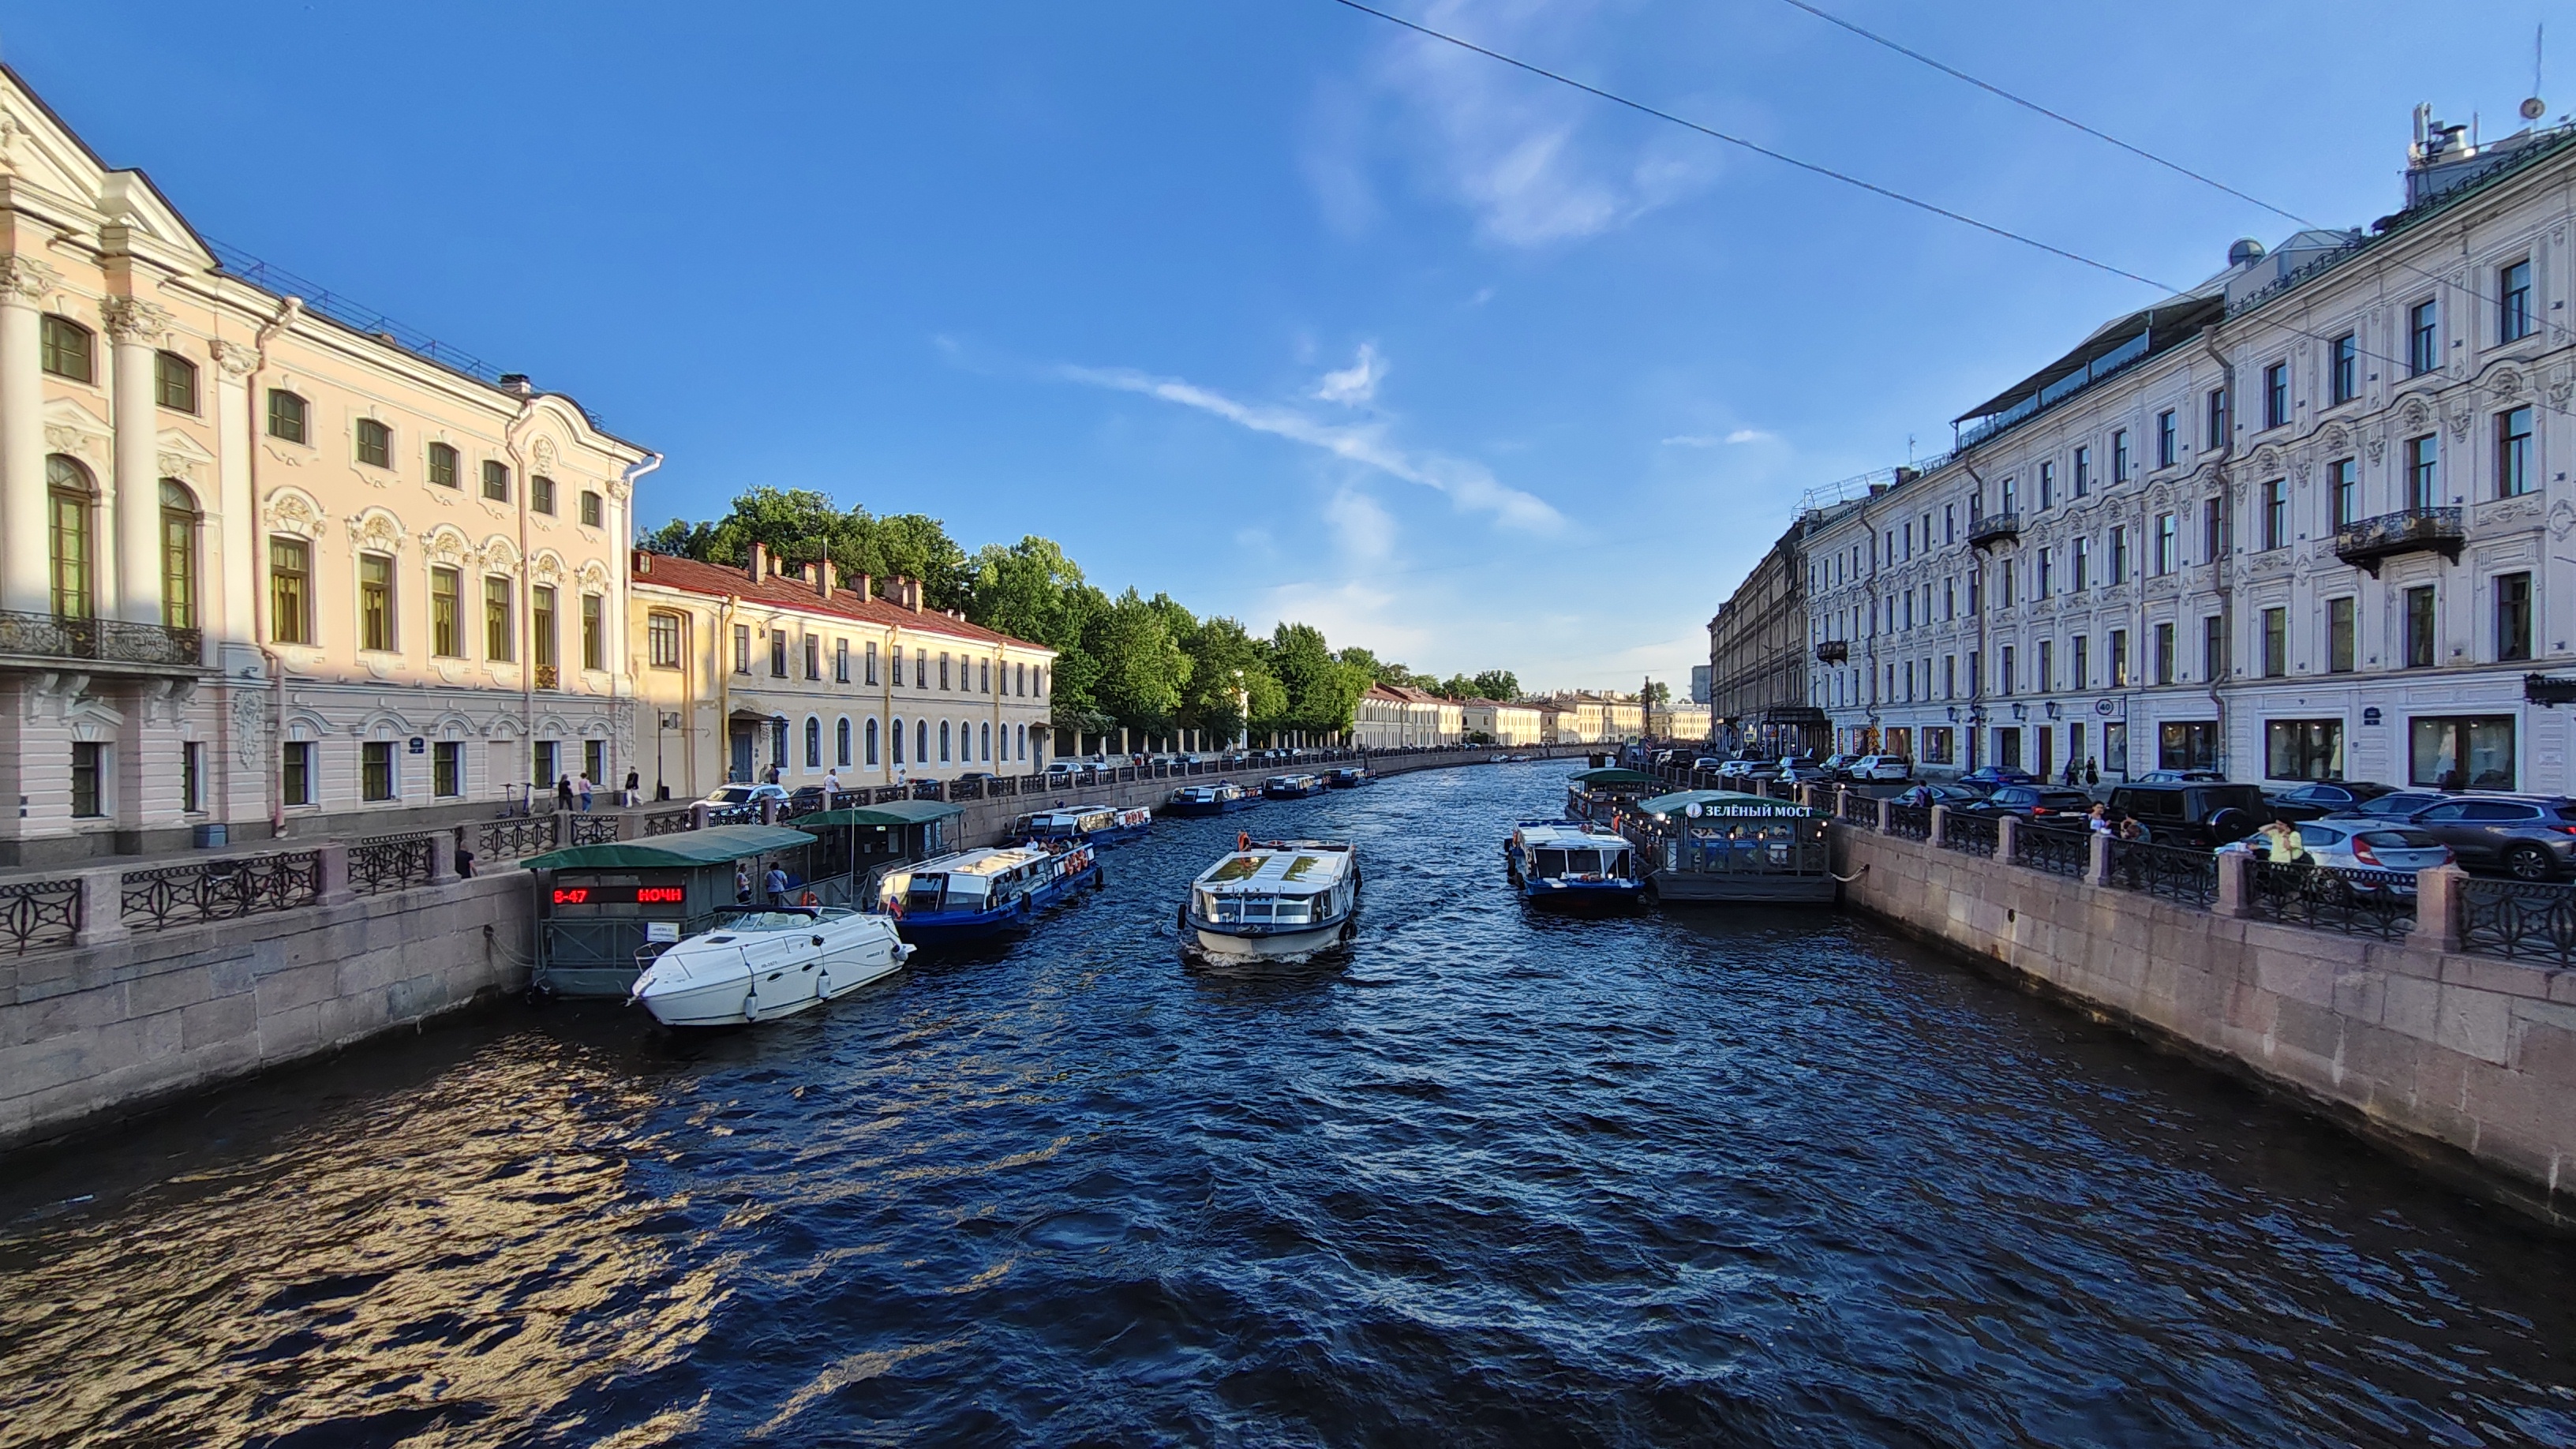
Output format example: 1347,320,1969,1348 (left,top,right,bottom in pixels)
629,906,912,1027
1181,839,1361,961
